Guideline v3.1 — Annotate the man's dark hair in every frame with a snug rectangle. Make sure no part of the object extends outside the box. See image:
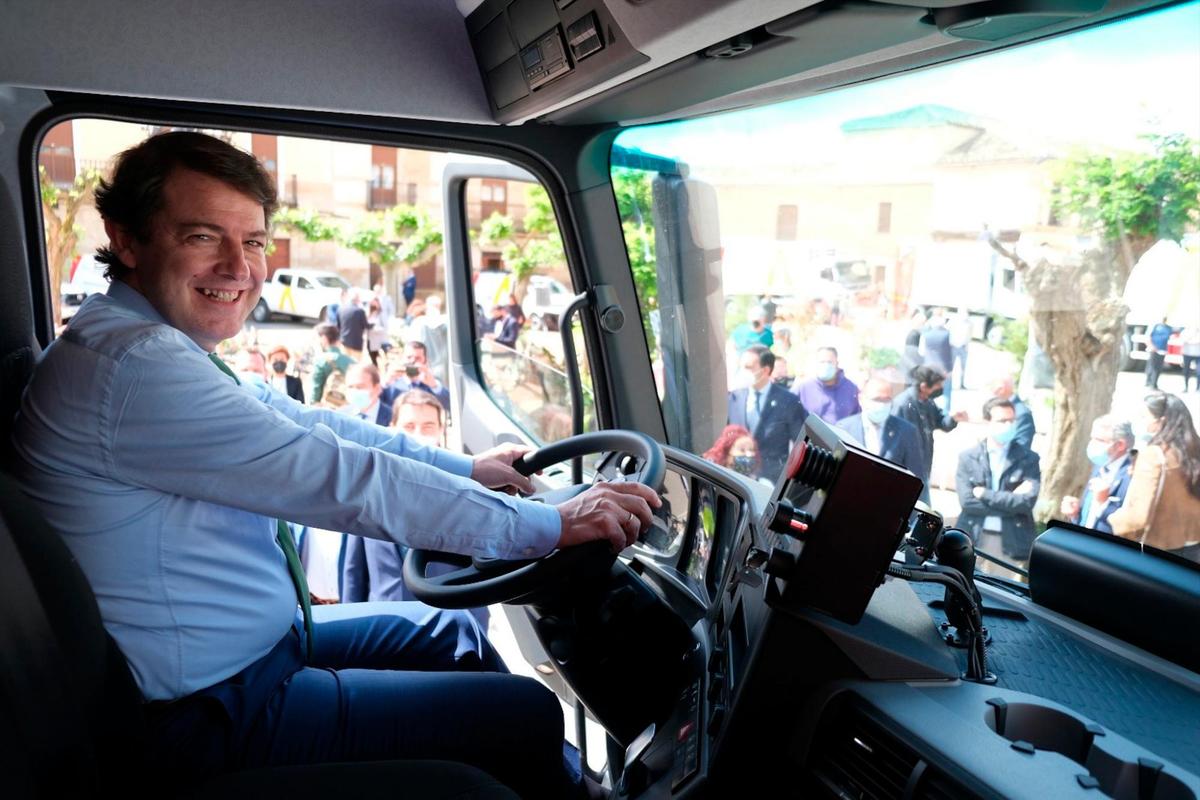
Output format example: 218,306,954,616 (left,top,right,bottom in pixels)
981,397,1015,421
316,323,340,344
406,340,428,355
94,131,278,281
911,364,945,388
746,344,775,372
816,346,838,360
